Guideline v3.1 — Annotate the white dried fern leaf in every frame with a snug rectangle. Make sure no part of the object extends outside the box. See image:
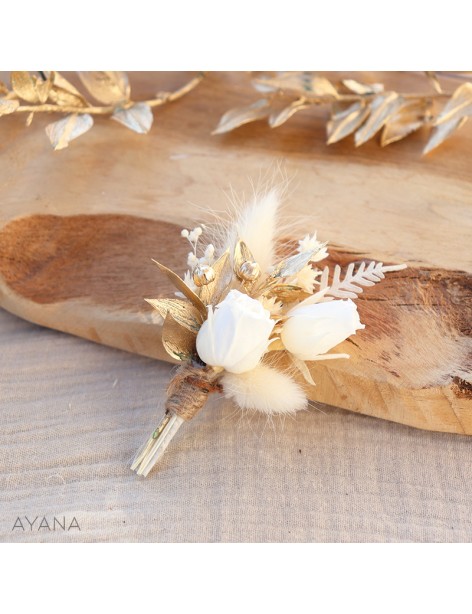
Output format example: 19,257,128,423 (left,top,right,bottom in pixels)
321,261,407,299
